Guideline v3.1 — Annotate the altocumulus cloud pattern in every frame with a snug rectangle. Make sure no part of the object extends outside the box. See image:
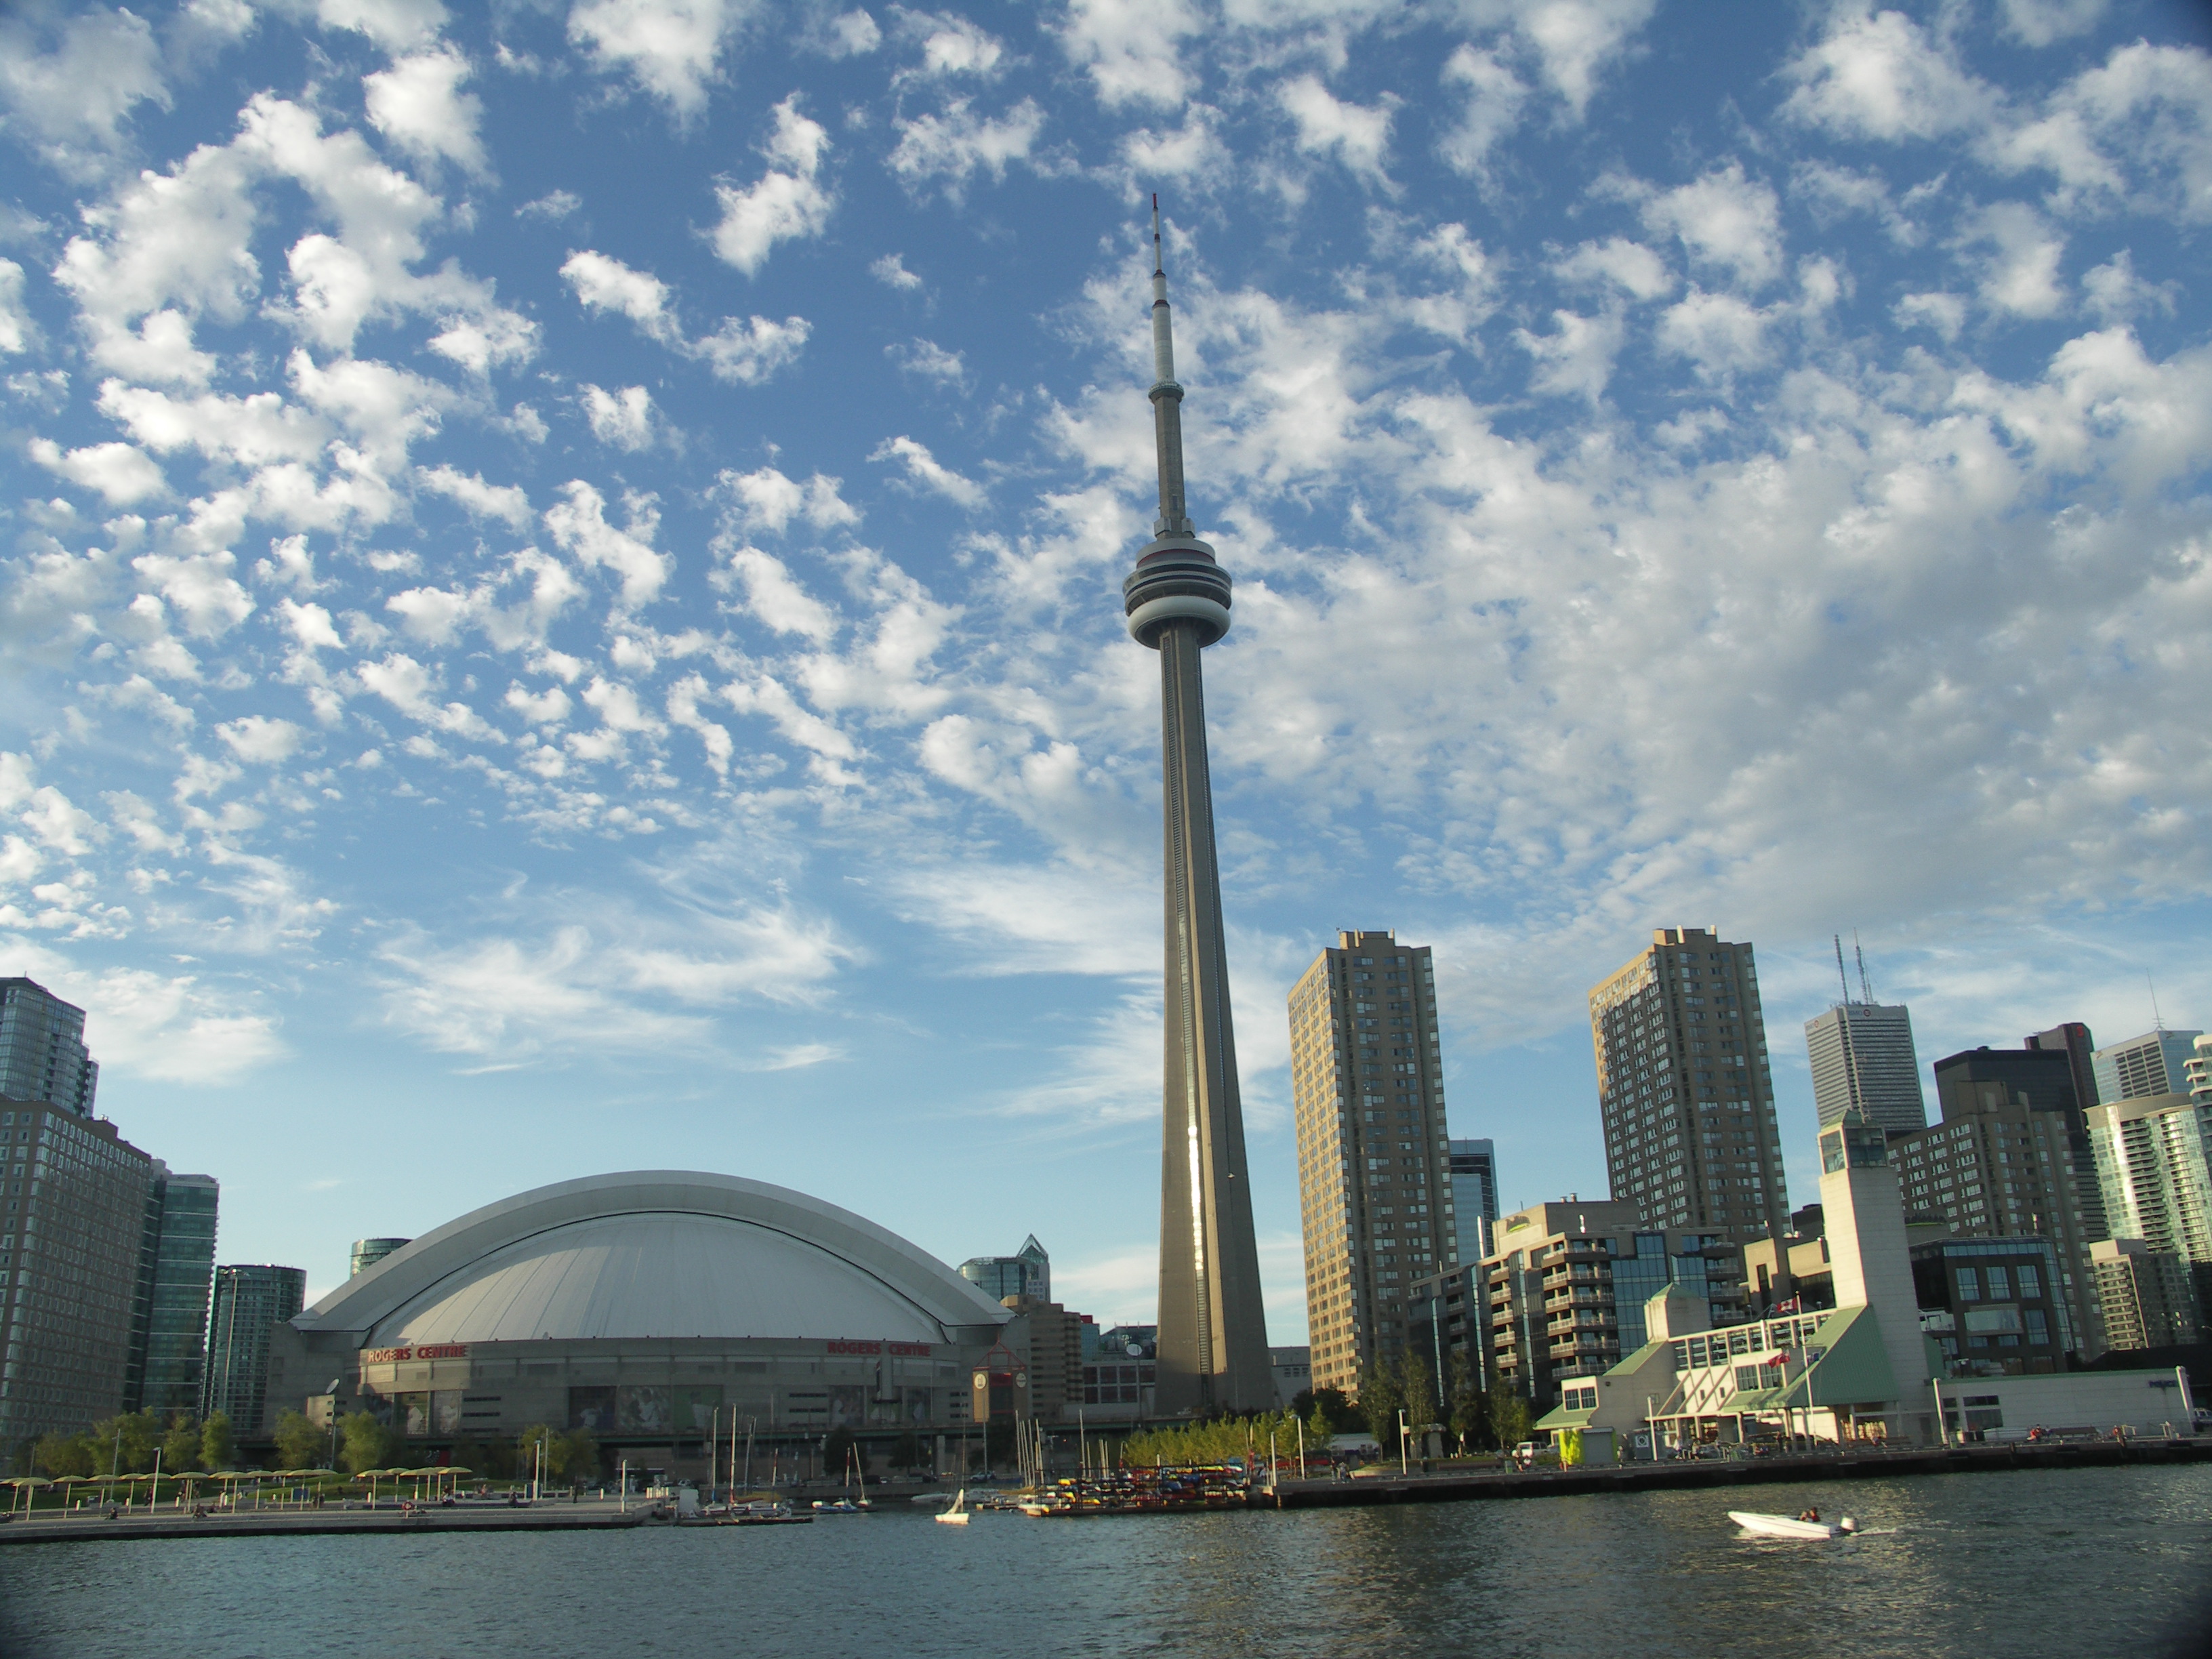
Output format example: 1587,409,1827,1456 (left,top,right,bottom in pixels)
0,0,2207,1324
